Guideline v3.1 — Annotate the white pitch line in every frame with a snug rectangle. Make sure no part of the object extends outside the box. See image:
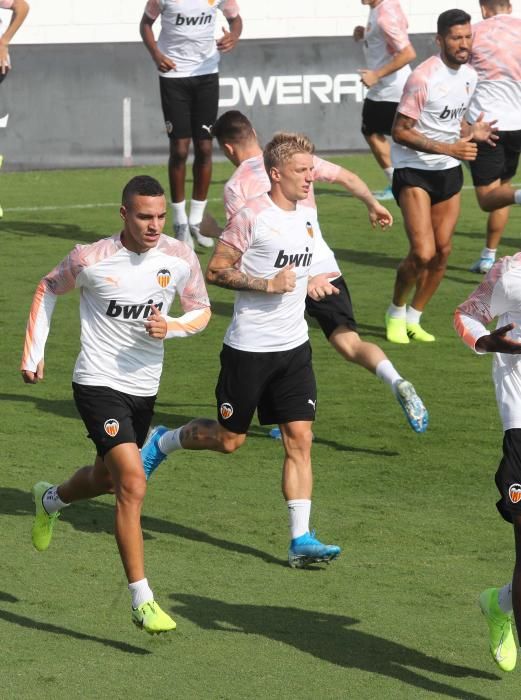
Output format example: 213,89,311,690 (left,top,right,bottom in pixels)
3,197,224,214
3,184,521,214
